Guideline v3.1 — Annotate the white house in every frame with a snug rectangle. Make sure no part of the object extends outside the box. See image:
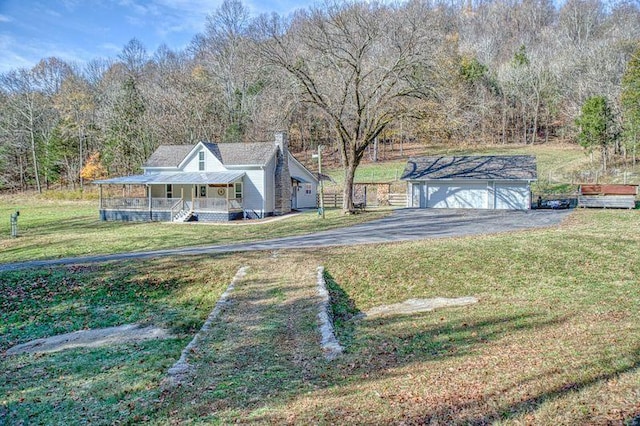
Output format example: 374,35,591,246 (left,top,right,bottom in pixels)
95,132,318,222
401,155,537,210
